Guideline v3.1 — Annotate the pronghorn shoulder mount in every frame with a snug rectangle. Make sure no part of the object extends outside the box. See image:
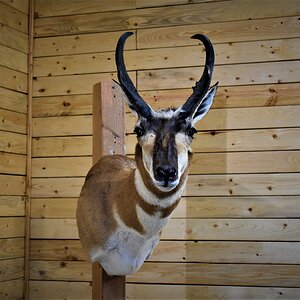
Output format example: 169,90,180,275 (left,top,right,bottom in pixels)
77,32,218,276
